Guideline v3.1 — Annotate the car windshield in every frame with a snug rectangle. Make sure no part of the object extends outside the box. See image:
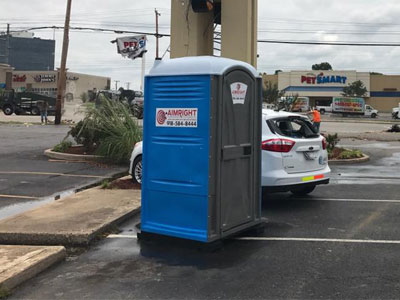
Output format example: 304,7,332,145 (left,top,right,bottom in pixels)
268,116,319,139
